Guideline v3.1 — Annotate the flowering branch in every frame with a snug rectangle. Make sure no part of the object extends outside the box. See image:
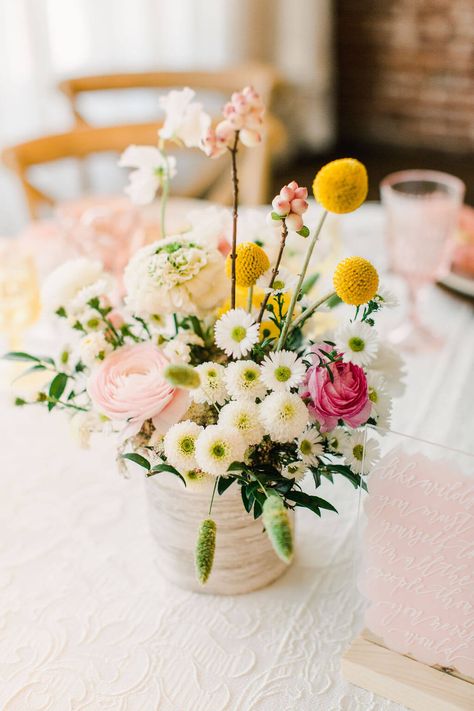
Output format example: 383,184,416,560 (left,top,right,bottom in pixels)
229,131,240,309
256,219,288,325
277,210,328,350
